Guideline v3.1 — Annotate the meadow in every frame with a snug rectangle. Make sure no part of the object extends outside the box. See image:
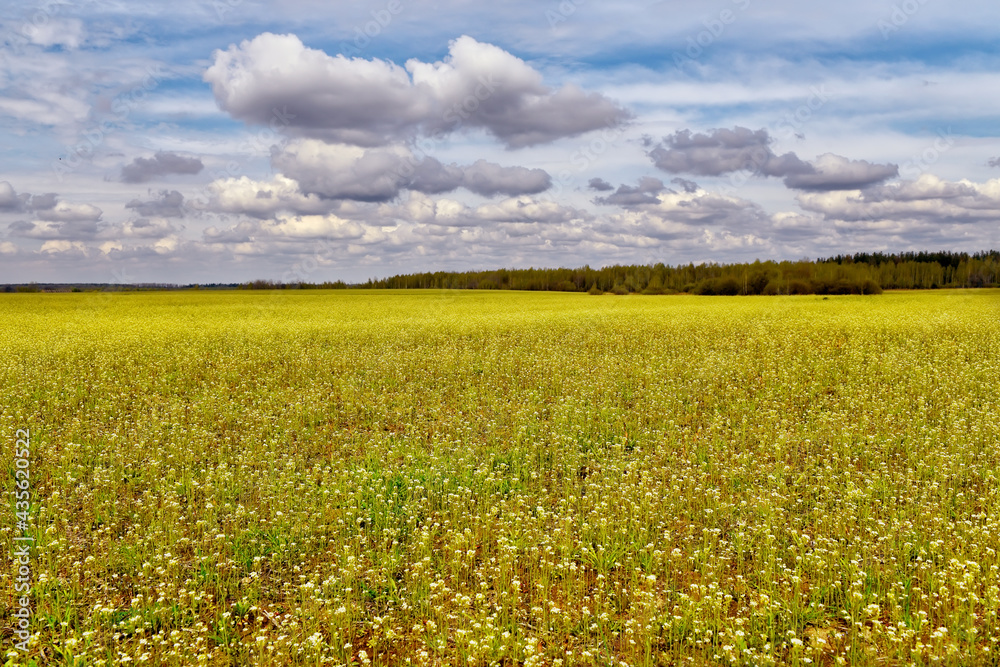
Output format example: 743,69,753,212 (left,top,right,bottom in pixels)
1,289,999,666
